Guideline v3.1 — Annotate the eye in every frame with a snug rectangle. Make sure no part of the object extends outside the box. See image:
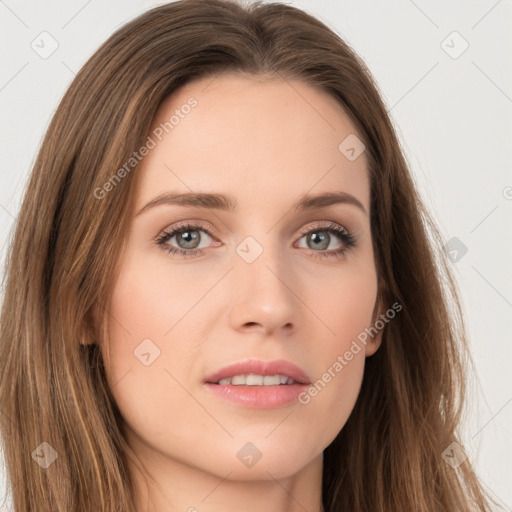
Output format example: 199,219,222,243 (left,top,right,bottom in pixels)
155,221,215,258
295,221,357,260
155,220,357,260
